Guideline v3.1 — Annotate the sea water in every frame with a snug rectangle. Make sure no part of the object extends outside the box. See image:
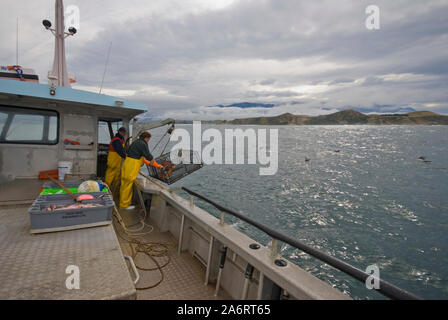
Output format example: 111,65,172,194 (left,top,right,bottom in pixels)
137,124,448,299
